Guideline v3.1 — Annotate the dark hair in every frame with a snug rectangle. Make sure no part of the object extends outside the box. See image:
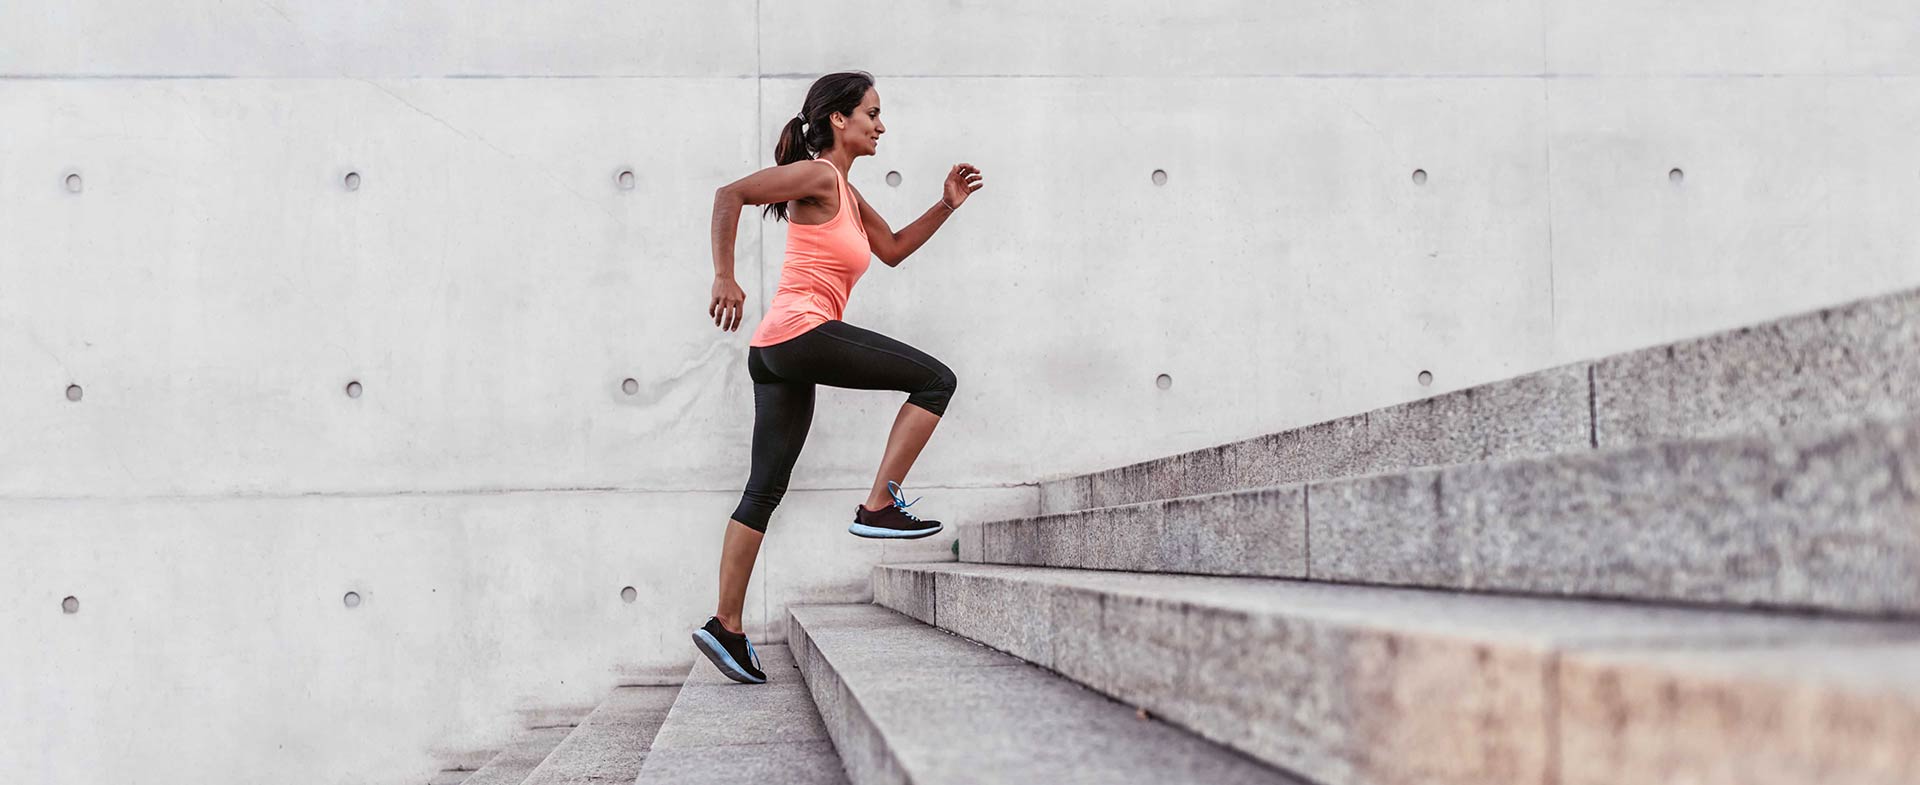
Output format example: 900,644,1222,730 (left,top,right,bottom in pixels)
764,71,875,222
